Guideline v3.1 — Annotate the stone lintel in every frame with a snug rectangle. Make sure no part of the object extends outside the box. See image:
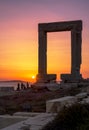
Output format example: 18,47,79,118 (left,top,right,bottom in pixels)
38,20,82,32
36,74,56,83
